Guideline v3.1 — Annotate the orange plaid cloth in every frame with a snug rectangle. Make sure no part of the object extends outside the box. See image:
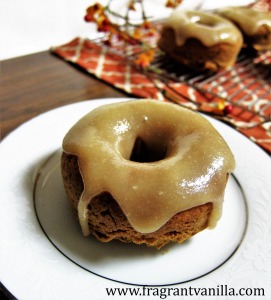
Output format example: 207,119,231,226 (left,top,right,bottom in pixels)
52,37,270,153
